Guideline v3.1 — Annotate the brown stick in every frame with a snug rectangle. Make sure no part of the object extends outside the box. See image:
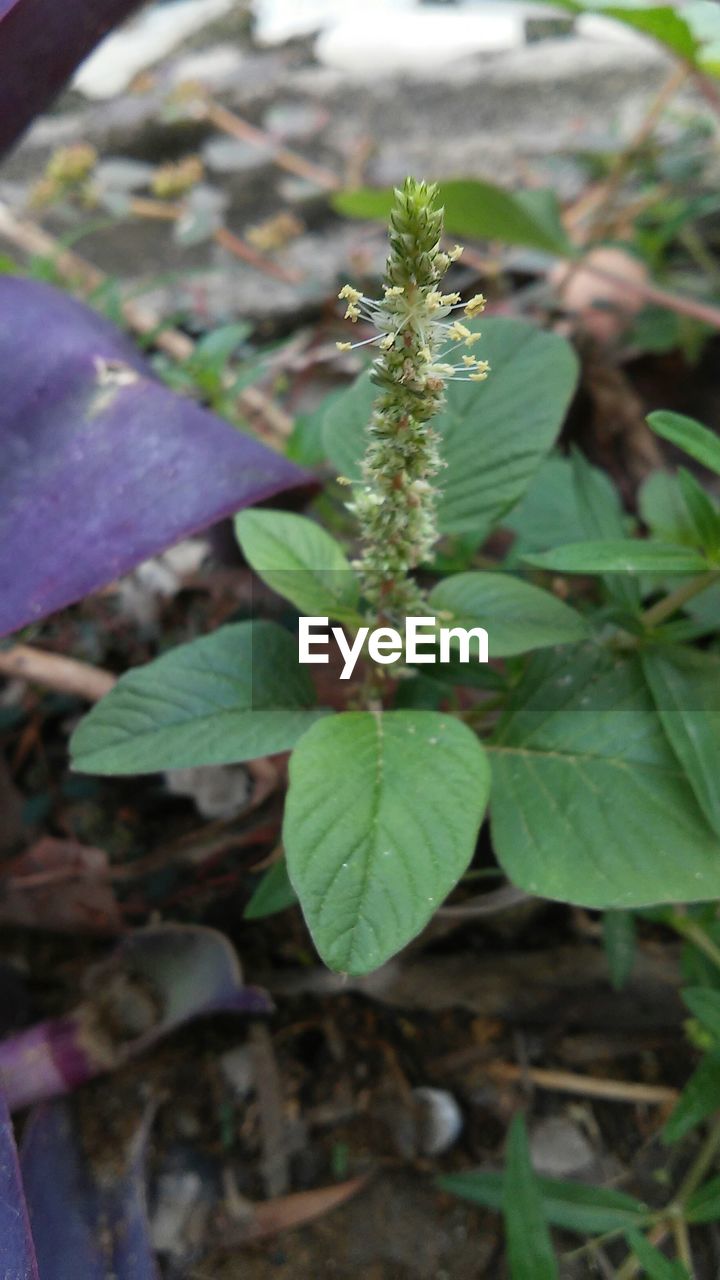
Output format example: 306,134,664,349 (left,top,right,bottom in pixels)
488,1061,678,1105
0,645,116,702
203,98,342,192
